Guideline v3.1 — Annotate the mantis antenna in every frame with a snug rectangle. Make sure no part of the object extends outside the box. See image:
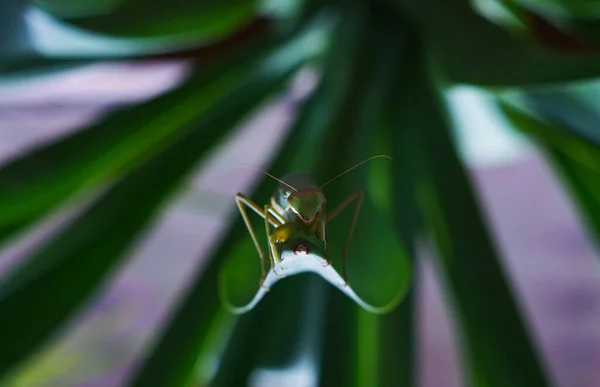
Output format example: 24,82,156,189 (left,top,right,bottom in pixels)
238,163,298,192
319,155,392,188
